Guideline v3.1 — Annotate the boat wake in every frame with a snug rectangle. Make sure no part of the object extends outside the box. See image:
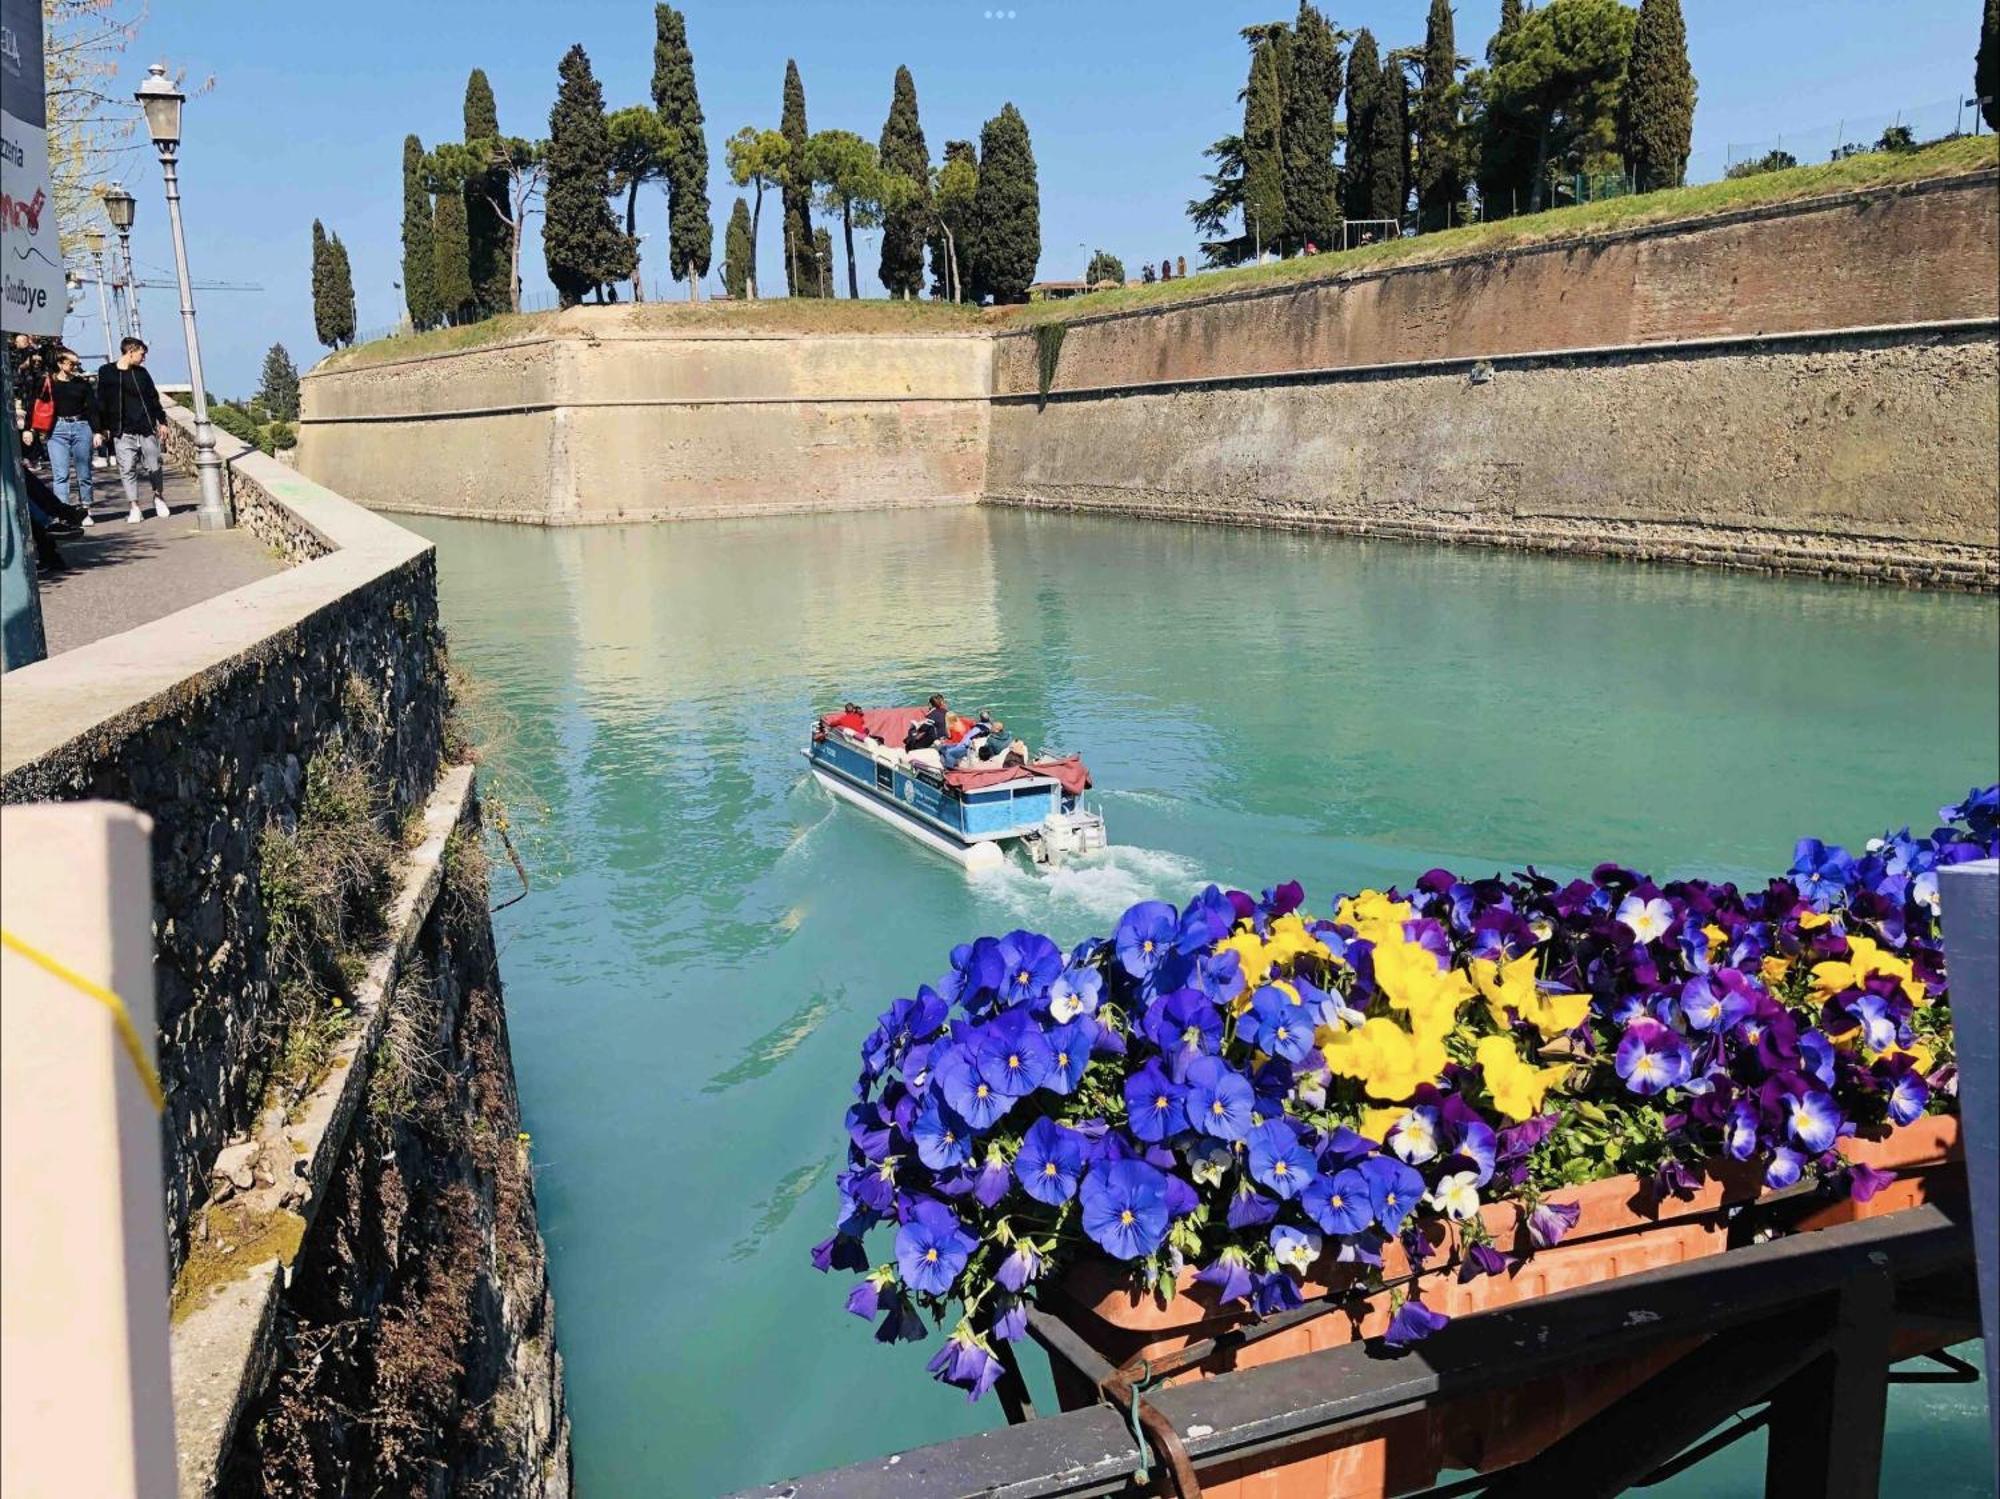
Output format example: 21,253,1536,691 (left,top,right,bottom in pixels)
969,844,1206,924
